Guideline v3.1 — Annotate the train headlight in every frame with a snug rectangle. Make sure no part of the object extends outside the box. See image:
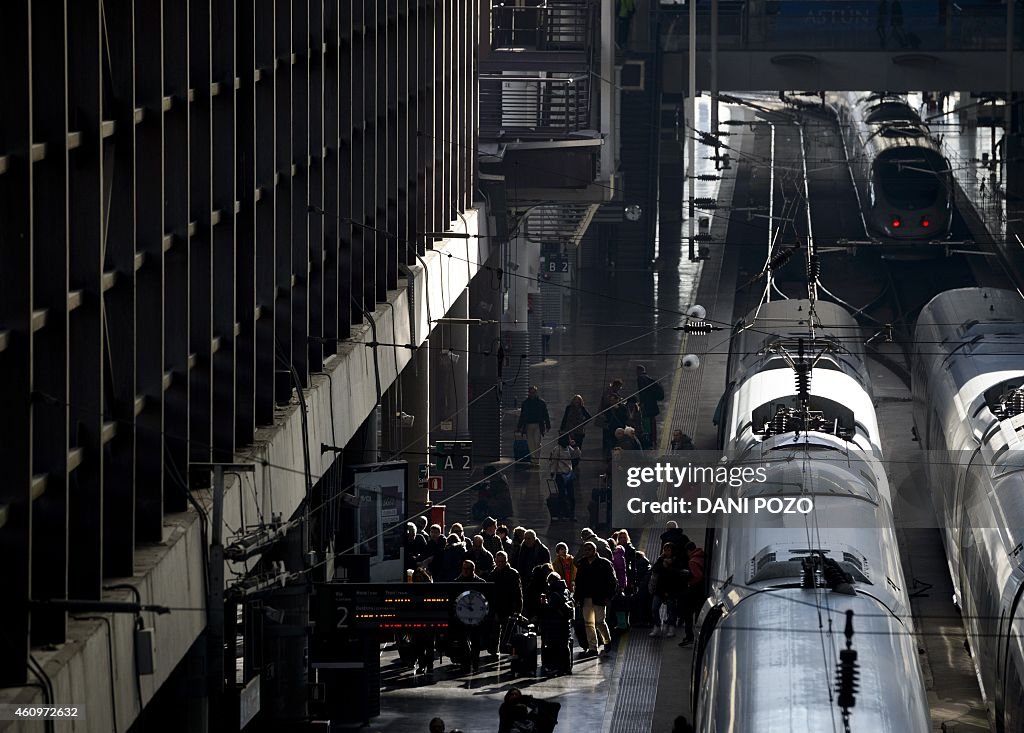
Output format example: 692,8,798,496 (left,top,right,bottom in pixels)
920,216,930,228
891,216,902,229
